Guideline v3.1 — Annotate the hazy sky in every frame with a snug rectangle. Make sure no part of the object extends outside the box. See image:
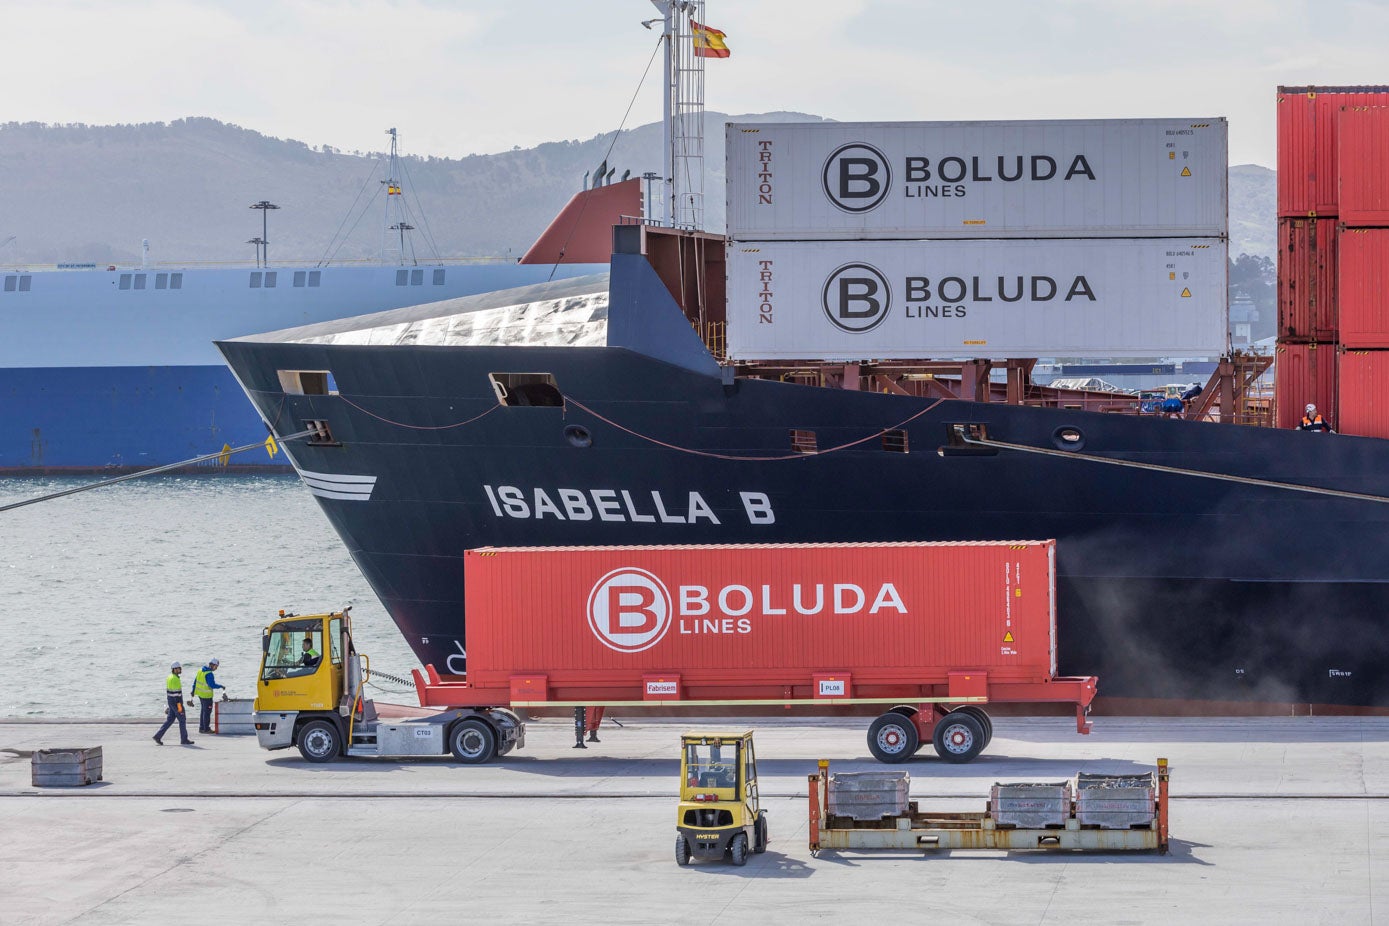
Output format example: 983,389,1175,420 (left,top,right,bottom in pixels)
5,0,1386,167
